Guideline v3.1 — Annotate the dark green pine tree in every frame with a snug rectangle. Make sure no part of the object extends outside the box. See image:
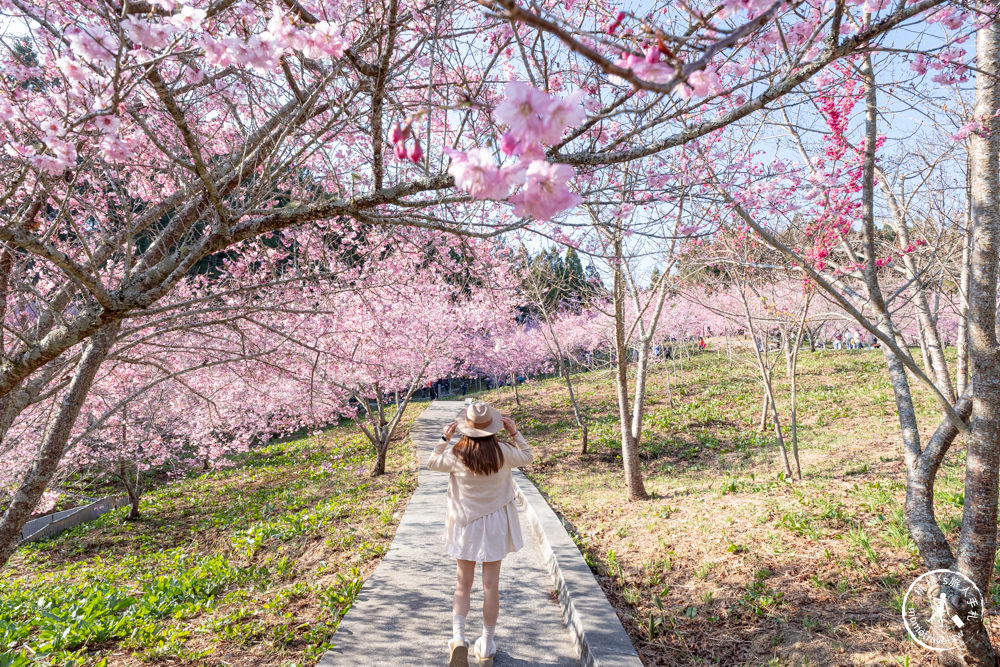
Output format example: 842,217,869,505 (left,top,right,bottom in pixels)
564,247,587,295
